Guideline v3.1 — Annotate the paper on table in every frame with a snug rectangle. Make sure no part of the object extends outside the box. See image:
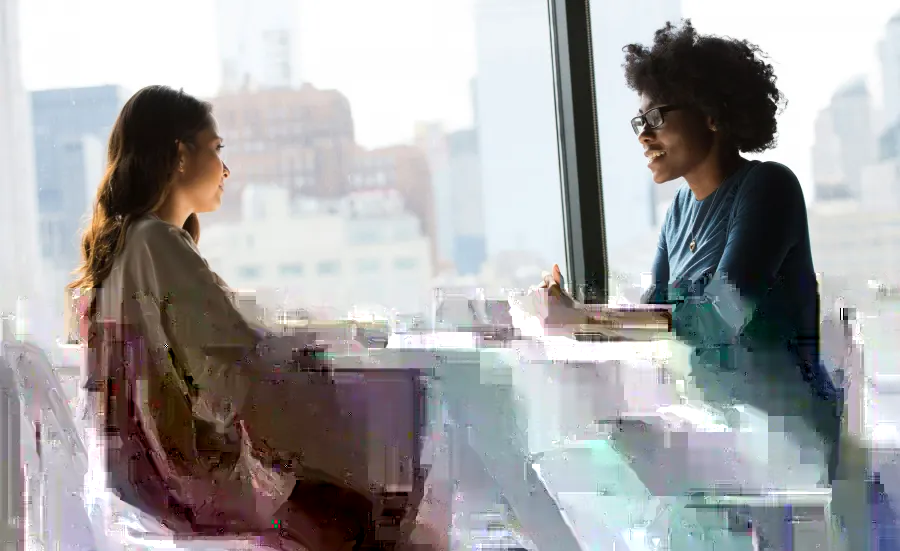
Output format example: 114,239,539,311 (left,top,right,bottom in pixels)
507,287,672,340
